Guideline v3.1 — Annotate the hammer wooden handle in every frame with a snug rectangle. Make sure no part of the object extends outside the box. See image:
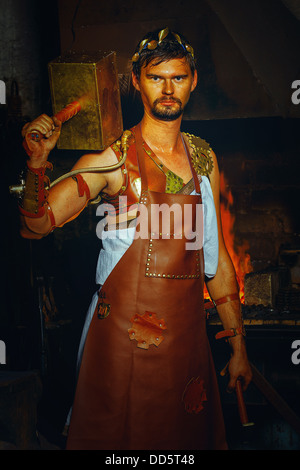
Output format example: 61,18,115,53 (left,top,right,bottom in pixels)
29,101,81,142
54,100,81,123
23,101,82,156
236,379,254,427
